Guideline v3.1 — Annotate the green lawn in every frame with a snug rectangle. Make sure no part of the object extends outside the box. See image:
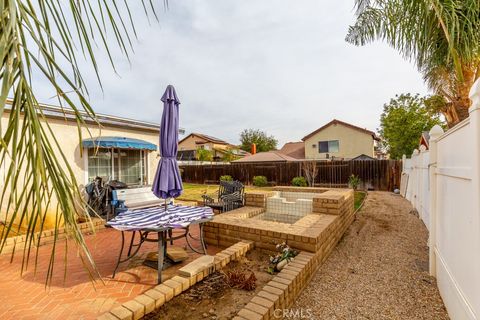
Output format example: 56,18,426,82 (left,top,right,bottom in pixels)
179,183,366,209
178,183,273,202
